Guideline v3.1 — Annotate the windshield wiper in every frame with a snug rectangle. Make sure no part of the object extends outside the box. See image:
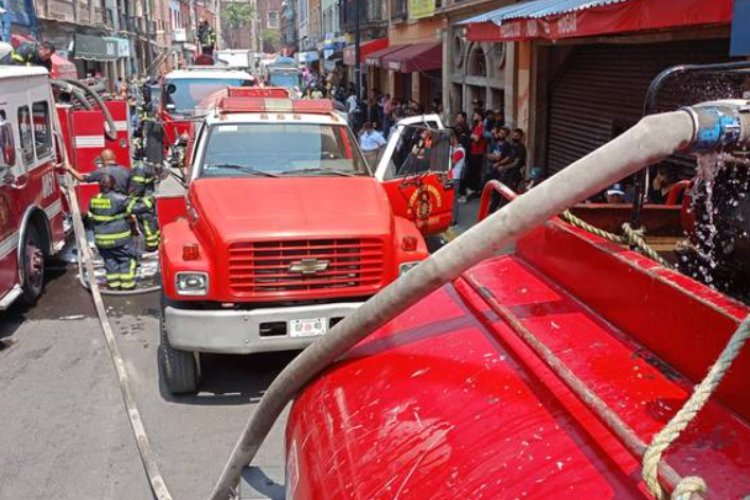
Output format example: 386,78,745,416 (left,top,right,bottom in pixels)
280,168,357,177
206,164,279,178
